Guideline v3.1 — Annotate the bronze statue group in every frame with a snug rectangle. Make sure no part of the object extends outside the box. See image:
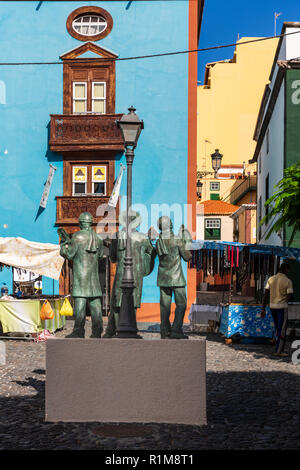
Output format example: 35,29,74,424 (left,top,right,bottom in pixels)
59,211,192,340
